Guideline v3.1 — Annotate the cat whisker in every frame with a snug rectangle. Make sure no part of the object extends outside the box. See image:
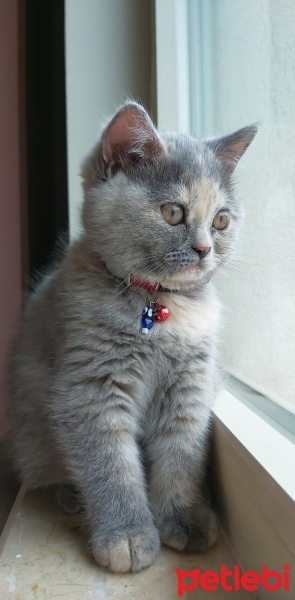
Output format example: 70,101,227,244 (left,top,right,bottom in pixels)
220,263,256,290
229,256,268,275
227,256,263,282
